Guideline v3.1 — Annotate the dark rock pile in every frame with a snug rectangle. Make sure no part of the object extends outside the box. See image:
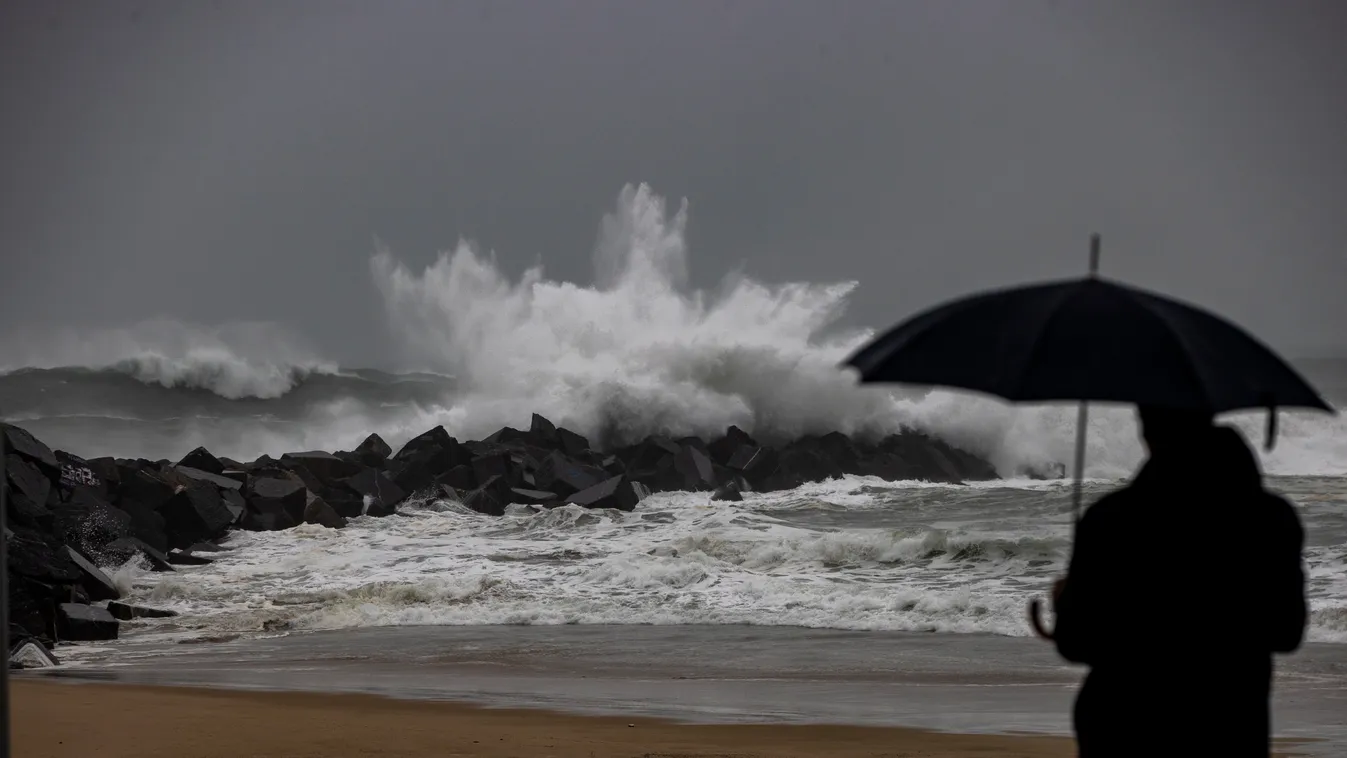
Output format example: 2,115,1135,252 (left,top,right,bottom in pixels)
4,414,996,655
